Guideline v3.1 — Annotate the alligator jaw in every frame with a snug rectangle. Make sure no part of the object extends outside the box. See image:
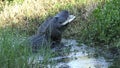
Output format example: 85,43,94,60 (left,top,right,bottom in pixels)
62,15,76,25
